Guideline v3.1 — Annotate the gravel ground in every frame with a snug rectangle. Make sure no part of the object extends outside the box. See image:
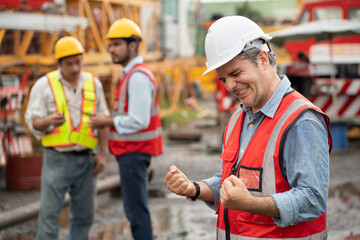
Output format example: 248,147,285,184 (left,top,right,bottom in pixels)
1,99,360,240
